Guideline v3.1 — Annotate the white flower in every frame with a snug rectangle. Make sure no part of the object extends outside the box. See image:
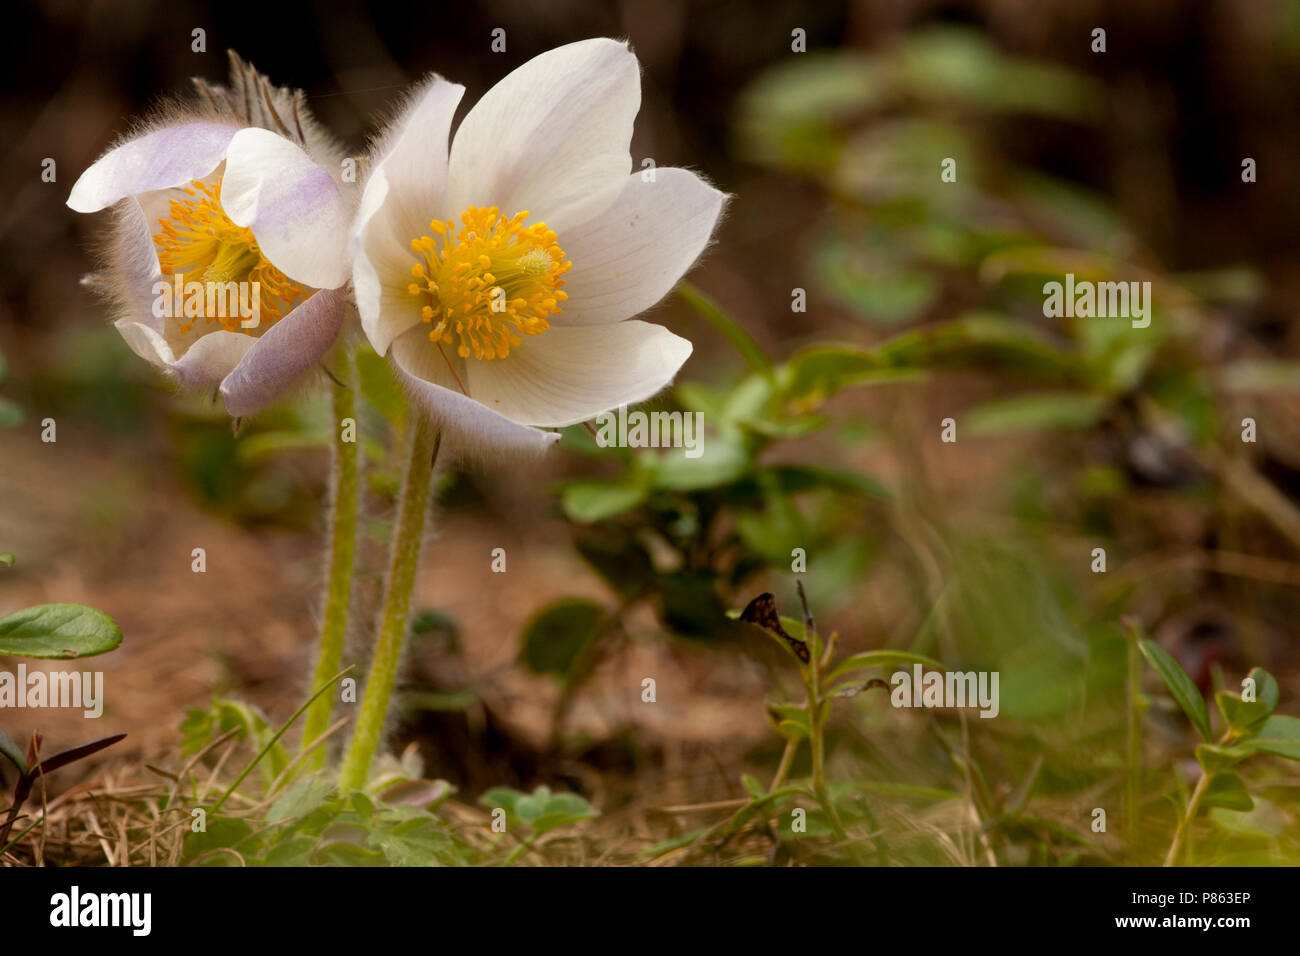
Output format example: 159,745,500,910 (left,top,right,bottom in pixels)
353,38,725,455
67,54,354,417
